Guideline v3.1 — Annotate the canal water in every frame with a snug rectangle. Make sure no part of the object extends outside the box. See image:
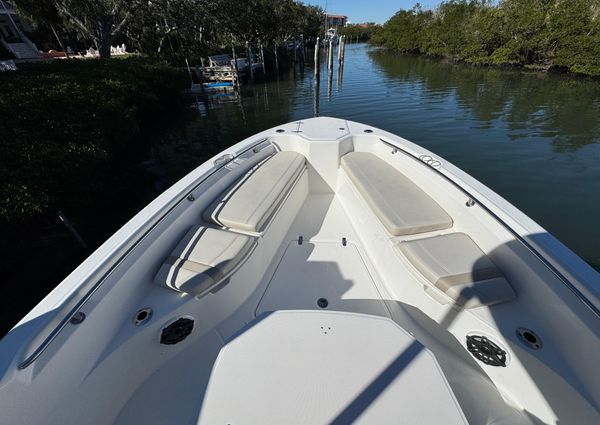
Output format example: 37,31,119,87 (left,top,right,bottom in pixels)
155,43,600,271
